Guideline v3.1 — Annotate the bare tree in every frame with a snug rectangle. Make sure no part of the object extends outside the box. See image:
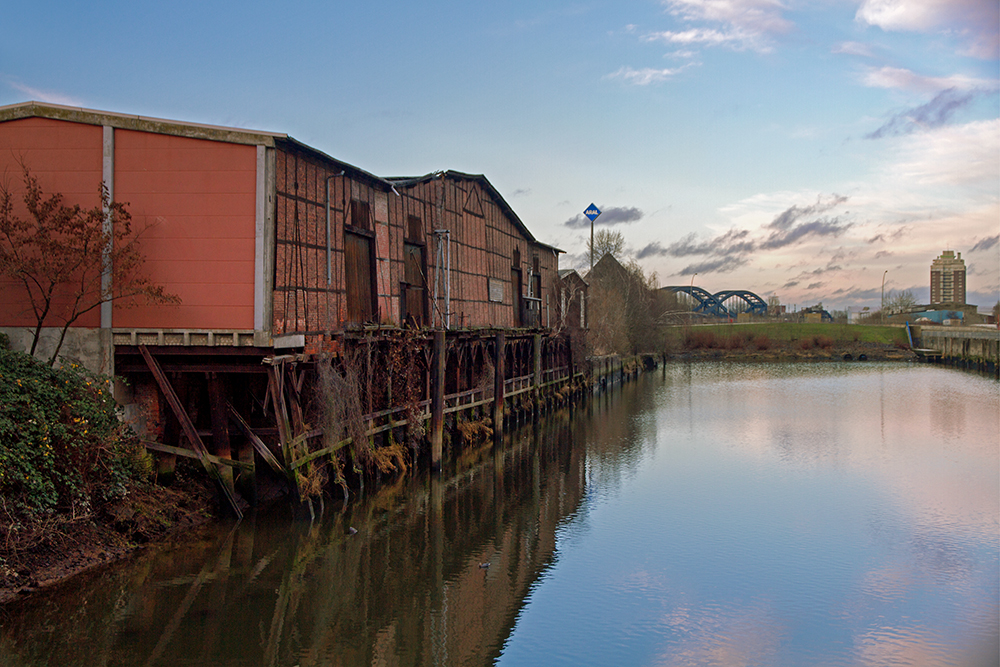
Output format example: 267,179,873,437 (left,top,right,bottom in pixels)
587,229,625,267
0,165,179,365
587,252,668,356
887,289,917,314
